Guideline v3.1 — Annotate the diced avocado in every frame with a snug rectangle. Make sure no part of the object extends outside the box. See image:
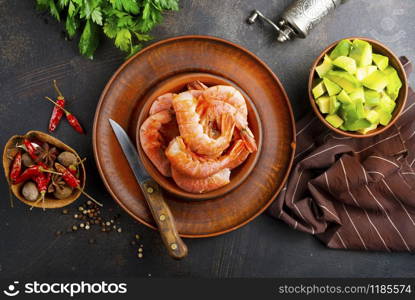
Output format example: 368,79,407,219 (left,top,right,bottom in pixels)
383,66,402,100
374,107,392,126
355,98,365,119
362,70,388,92
365,109,379,124
329,95,340,114
340,102,359,125
337,89,352,104
356,66,377,81
315,55,333,78
349,87,365,102
325,70,362,93
333,56,357,74
325,114,344,128
329,39,352,60
378,92,396,113
364,89,381,106
312,80,326,98
358,123,377,134
372,53,389,71
316,96,330,114
346,119,372,131
323,77,342,96
349,39,373,67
